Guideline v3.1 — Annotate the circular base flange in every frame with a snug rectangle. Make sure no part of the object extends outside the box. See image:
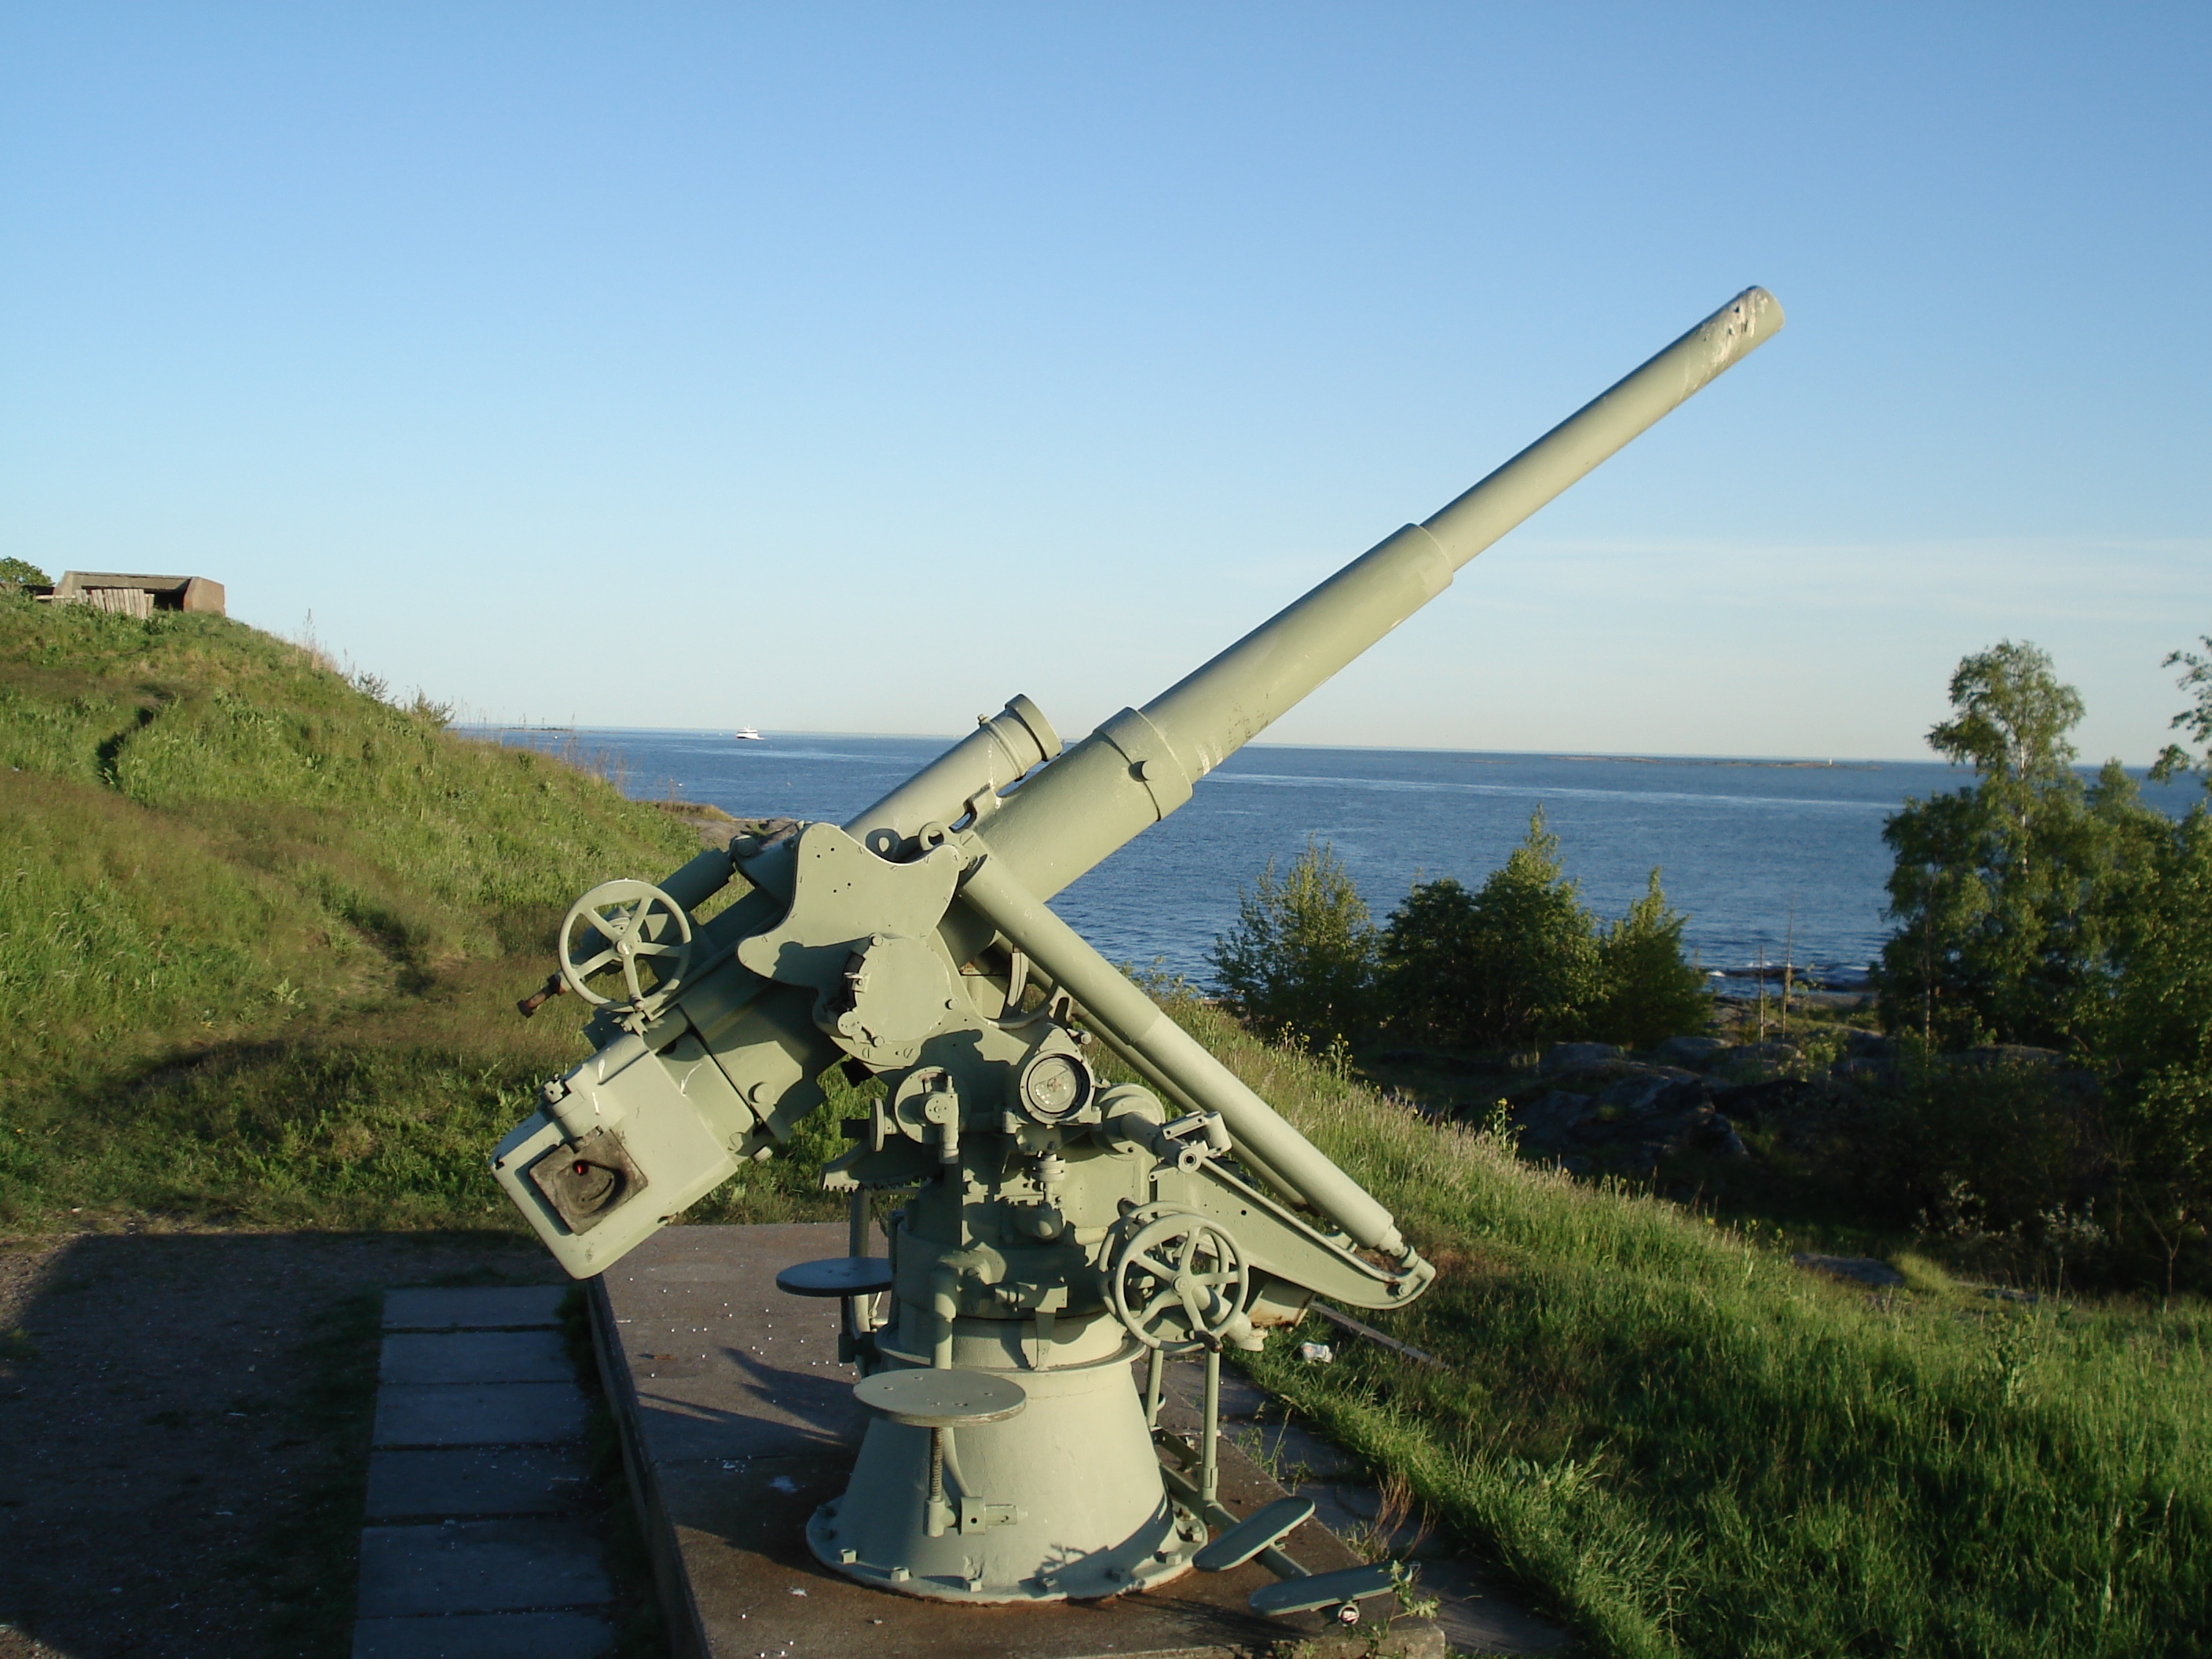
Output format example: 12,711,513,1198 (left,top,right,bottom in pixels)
805,1497,1204,1603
